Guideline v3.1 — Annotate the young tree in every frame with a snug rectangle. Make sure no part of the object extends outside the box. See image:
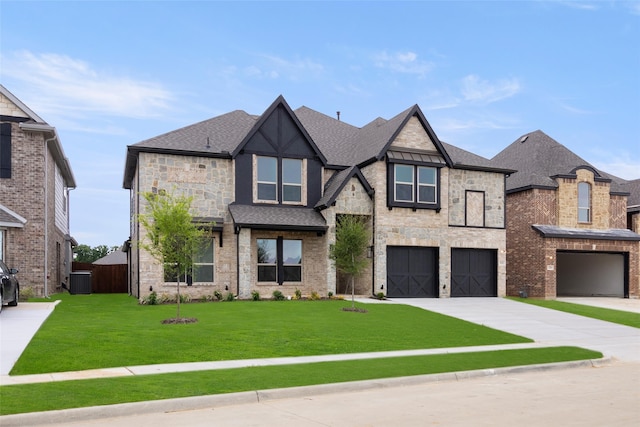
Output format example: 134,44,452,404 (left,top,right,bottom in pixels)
138,190,206,322
330,214,370,309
